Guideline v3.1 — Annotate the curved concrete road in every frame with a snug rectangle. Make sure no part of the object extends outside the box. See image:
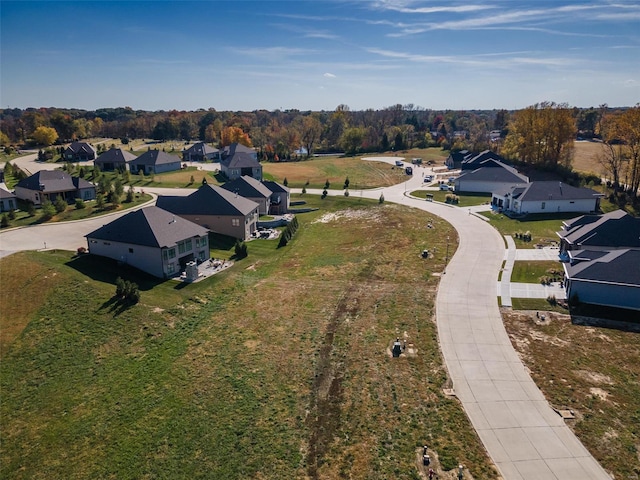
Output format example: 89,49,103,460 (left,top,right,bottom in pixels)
0,157,610,478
